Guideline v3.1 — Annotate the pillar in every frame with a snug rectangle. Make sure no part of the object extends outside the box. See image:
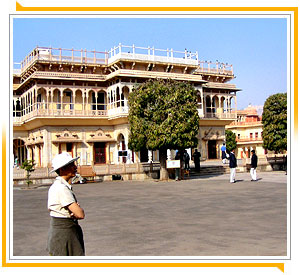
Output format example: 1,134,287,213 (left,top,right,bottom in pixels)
46,89,49,115
60,90,63,115
85,89,89,114
72,89,76,111
148,150,153,163
50,89,54,115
